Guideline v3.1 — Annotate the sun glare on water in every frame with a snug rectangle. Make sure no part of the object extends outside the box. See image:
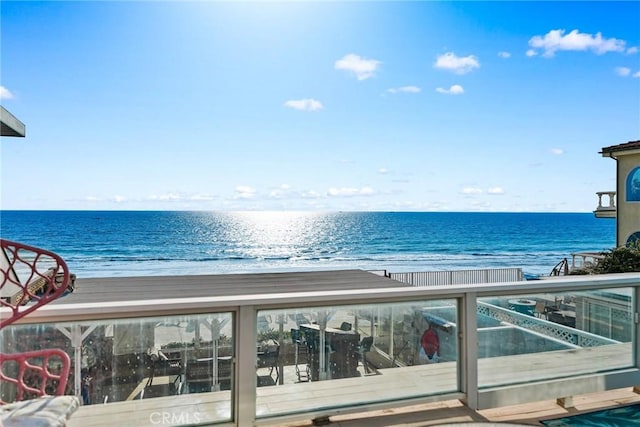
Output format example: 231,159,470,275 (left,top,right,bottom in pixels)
224,211,339,261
